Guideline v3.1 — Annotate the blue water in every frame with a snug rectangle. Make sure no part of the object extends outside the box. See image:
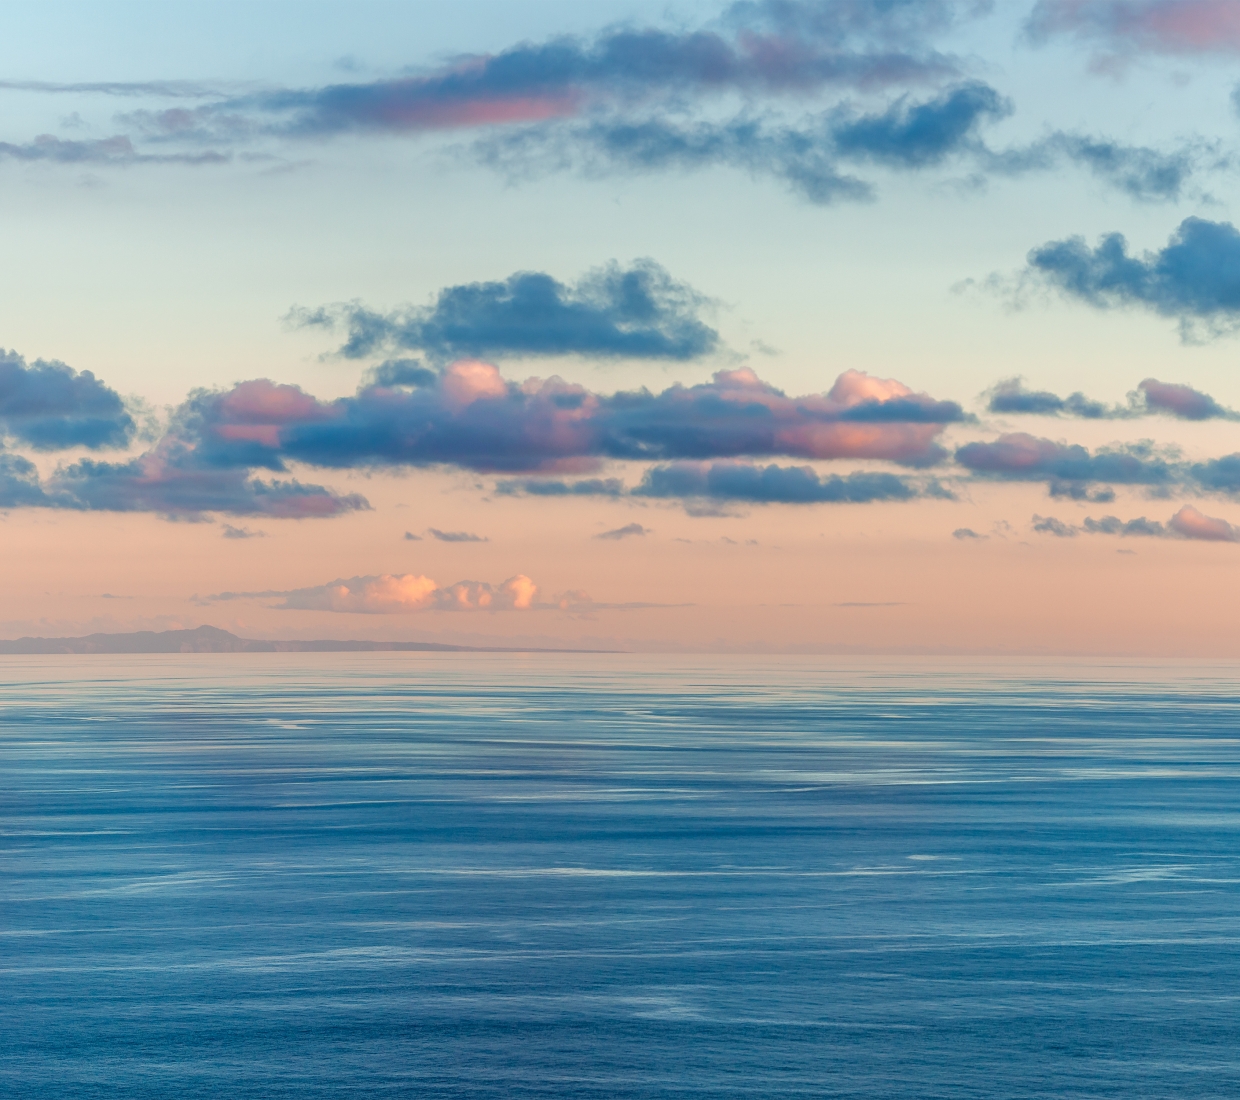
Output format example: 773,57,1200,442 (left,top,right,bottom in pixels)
3,655,1240,1098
